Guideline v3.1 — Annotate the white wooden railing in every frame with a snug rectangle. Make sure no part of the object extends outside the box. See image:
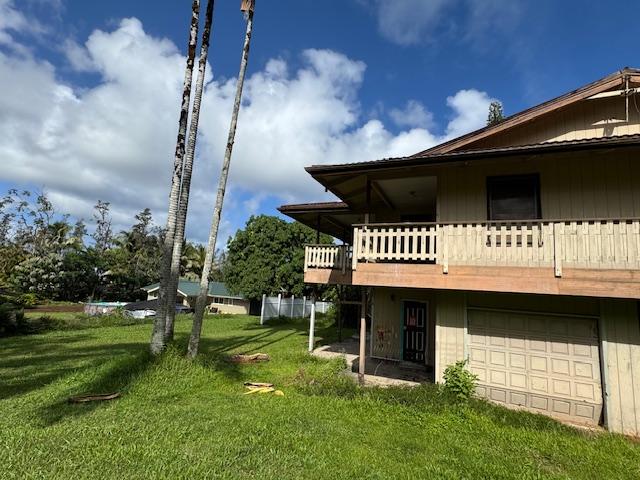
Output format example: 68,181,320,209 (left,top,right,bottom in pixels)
352,224,438,267
304,244,352,273
304,219,640,277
